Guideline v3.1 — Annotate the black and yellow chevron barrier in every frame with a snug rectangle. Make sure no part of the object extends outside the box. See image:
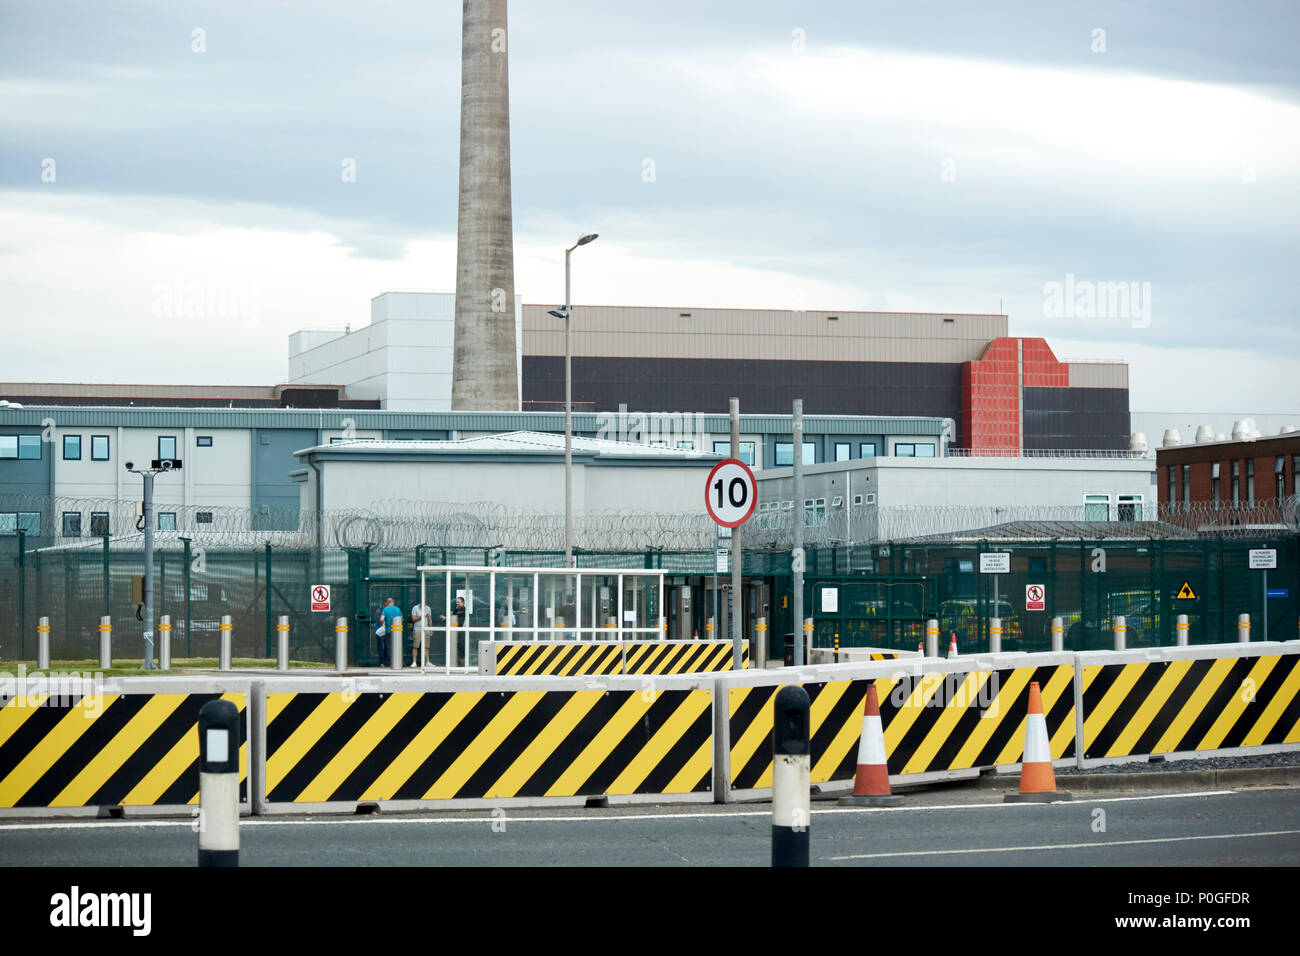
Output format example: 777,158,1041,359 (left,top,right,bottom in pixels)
0,691,248,809
487,640,746,676
727,664,1076,791
1081,653,1300,759
262,687,713,803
